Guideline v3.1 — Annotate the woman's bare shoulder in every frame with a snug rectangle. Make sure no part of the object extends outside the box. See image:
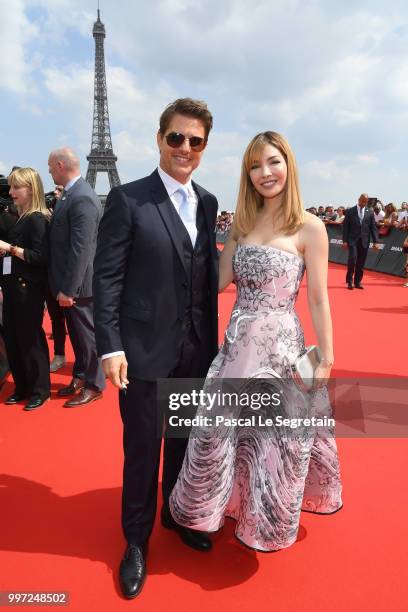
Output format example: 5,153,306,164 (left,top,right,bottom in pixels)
303,210,324,225
300,211,326,237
